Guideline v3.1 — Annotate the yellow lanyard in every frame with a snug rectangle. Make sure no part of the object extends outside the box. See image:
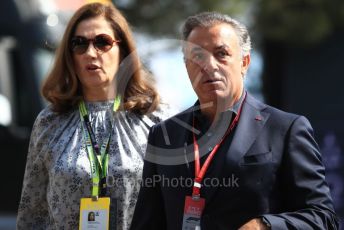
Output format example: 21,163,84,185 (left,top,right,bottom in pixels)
79,96,120,199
